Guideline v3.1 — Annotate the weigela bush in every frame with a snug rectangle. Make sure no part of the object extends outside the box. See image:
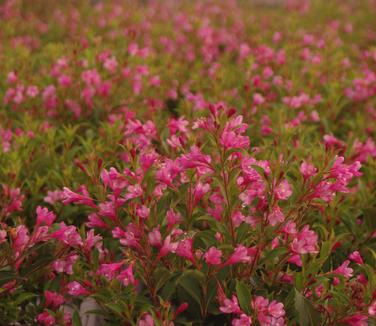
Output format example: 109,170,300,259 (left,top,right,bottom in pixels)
0,0,375,325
